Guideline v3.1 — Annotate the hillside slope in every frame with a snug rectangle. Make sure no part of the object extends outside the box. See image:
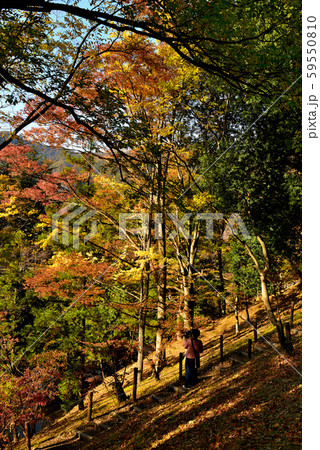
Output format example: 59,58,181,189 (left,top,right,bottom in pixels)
14,283,302,450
